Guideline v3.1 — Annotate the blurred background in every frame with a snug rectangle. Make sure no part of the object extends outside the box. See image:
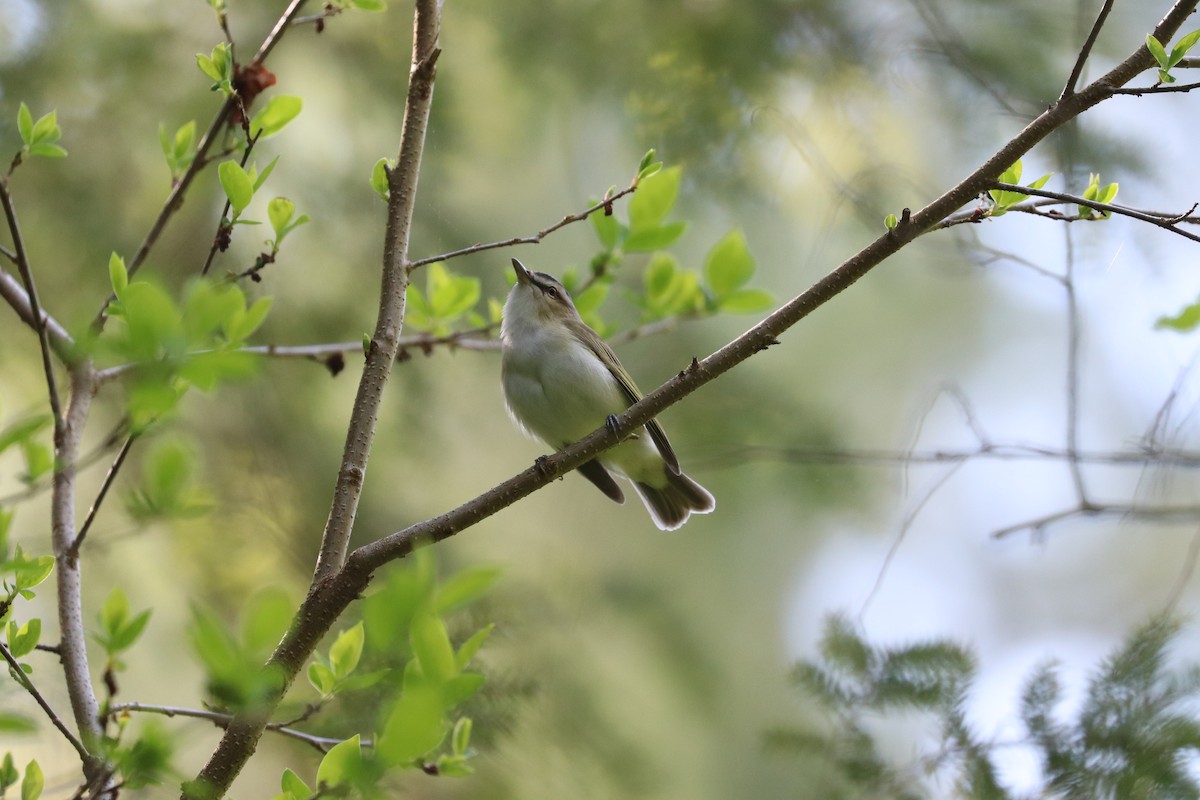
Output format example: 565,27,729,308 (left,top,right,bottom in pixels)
2,0,1200,796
